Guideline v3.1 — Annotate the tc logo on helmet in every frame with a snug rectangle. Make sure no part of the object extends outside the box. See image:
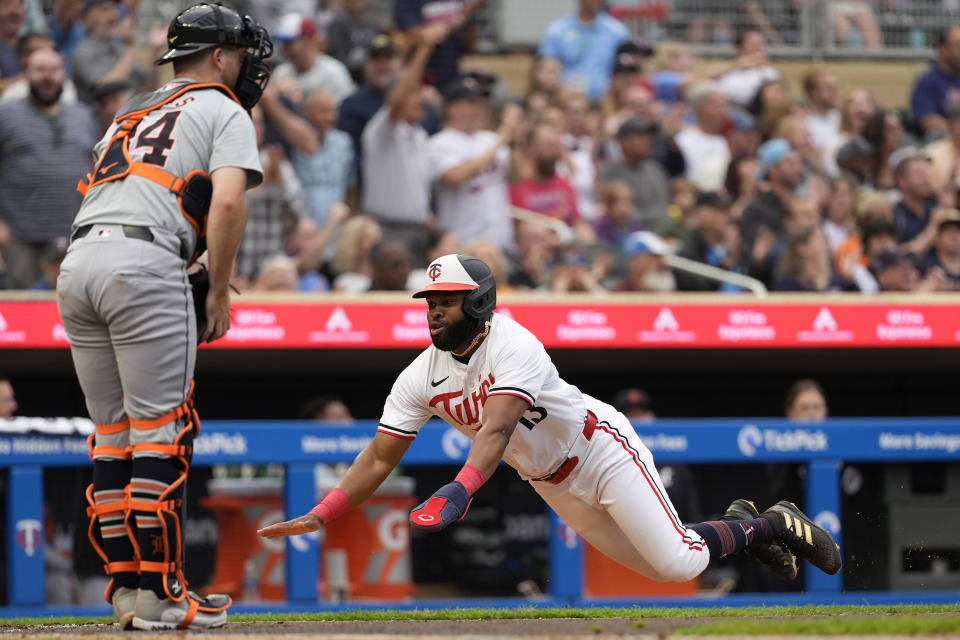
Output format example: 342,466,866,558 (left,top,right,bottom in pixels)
428,263,442,281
